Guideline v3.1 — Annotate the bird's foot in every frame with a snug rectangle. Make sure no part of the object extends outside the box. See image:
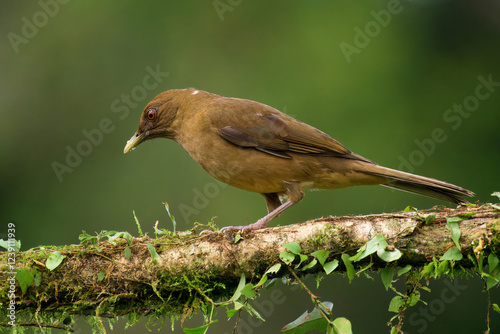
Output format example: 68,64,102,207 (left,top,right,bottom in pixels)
219,218,268,233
